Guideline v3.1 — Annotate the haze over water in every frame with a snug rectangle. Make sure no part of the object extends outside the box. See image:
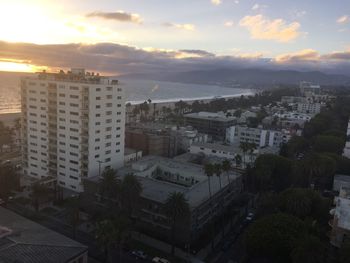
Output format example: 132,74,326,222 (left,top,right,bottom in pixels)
0,71,252,114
